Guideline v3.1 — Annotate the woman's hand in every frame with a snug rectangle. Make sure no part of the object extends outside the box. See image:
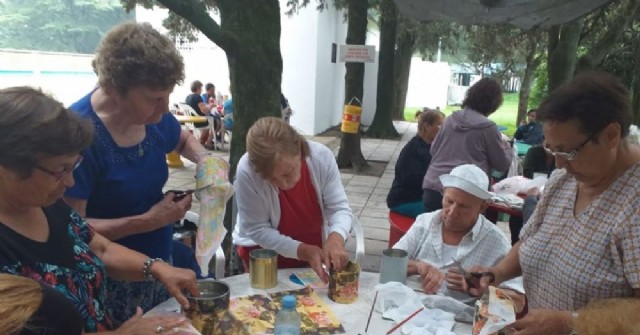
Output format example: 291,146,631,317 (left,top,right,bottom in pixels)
145,193,192,231
297,243,329,283
465,265,495,297
415,261,444,294
151,262,199,310
510,309,574,335
115,307,189,335
322,233,349,272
